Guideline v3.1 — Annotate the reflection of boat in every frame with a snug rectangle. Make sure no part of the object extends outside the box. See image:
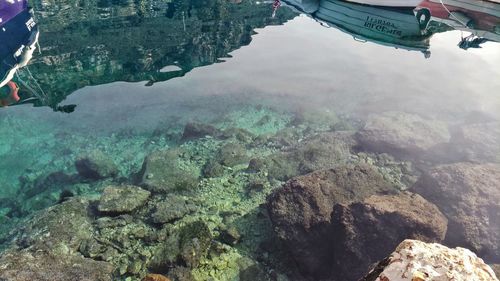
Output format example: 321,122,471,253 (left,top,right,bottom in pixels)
1,0,41,106
286,0,424,7
419,0,500,45
285,0,432,55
